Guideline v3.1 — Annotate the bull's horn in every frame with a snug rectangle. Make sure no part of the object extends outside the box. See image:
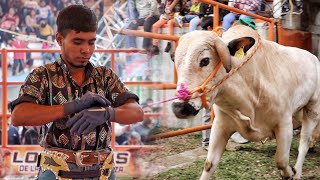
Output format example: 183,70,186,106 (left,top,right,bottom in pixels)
213,37,232,73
